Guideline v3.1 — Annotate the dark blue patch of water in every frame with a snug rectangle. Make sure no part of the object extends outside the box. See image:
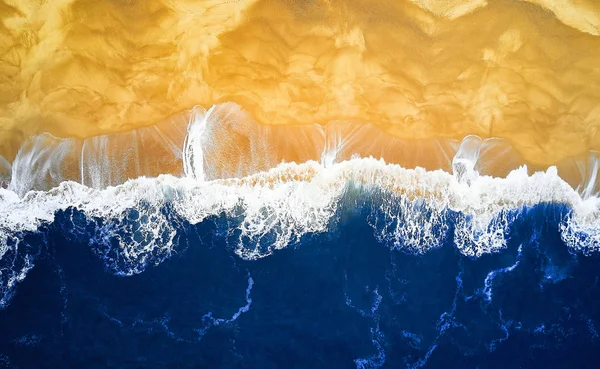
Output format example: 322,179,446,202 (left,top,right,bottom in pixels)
0,203,599,368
